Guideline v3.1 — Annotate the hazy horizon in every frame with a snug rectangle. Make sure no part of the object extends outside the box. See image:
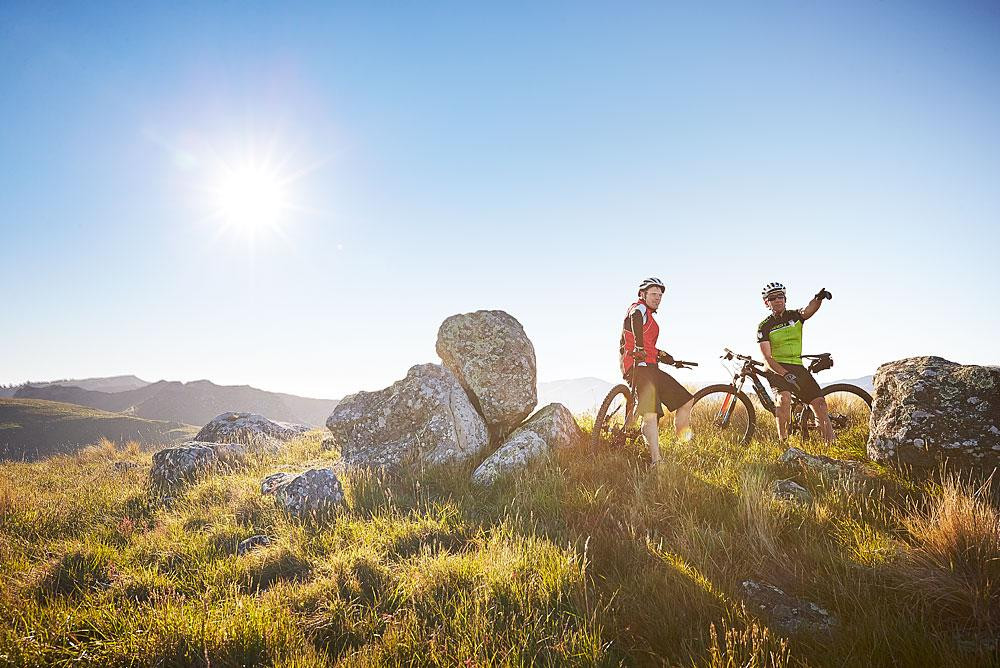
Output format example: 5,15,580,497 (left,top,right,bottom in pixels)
3,3,998,399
